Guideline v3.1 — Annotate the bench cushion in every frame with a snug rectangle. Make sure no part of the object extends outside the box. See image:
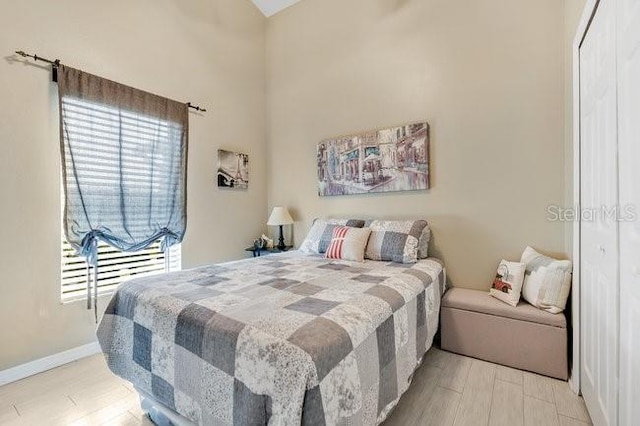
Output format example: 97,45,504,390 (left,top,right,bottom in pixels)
442,288,566,328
